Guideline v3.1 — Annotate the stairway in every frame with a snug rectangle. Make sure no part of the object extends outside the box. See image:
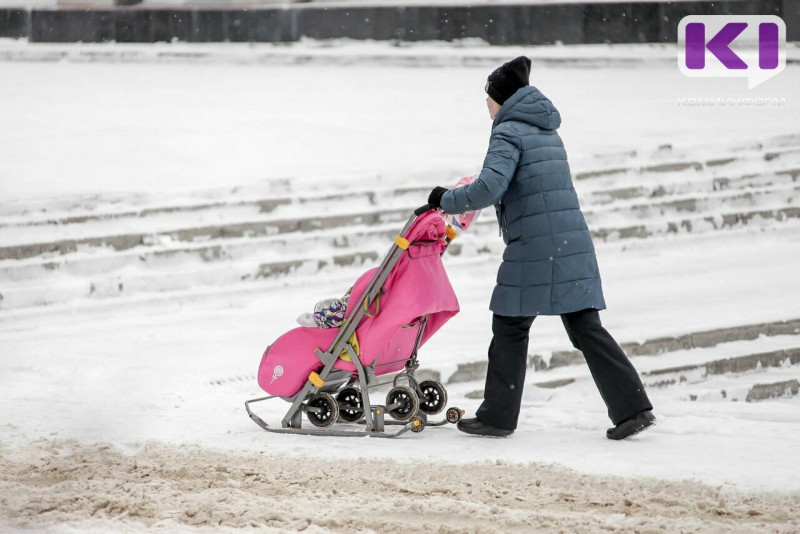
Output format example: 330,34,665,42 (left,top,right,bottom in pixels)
1,134,798,312
2,134,799,403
